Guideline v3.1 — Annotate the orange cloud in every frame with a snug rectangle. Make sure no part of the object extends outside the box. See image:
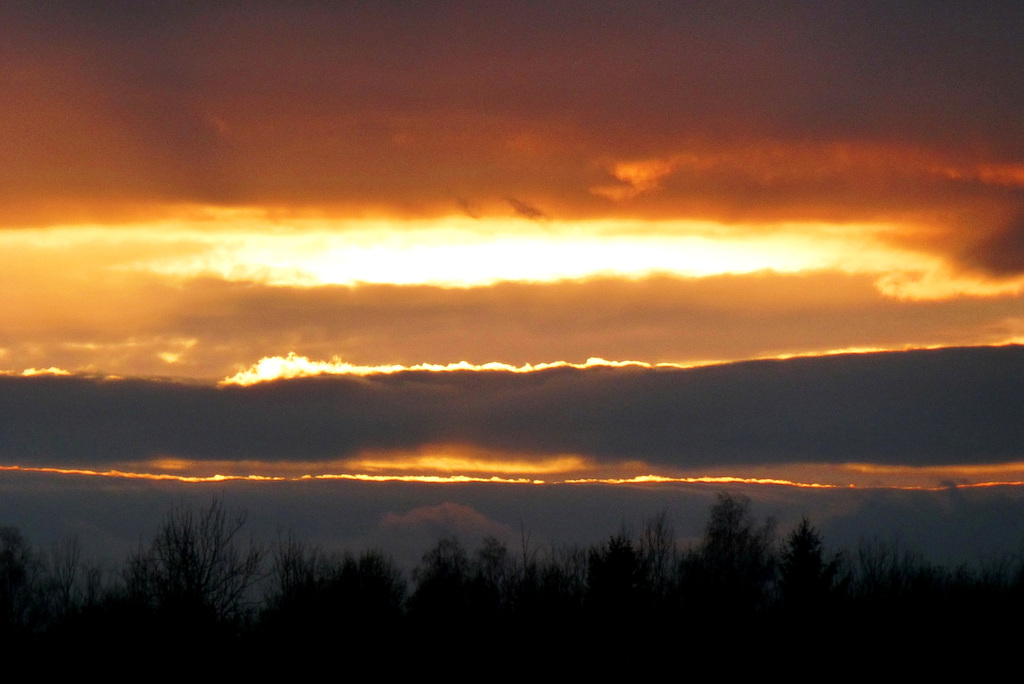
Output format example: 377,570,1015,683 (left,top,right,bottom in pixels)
4,4,1024,390
6,254,1024,381
4,4,1023,283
